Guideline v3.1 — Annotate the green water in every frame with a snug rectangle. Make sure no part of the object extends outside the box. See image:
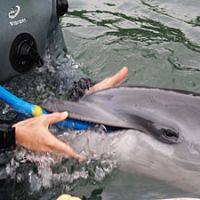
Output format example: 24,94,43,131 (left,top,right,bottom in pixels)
62,0,200,91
